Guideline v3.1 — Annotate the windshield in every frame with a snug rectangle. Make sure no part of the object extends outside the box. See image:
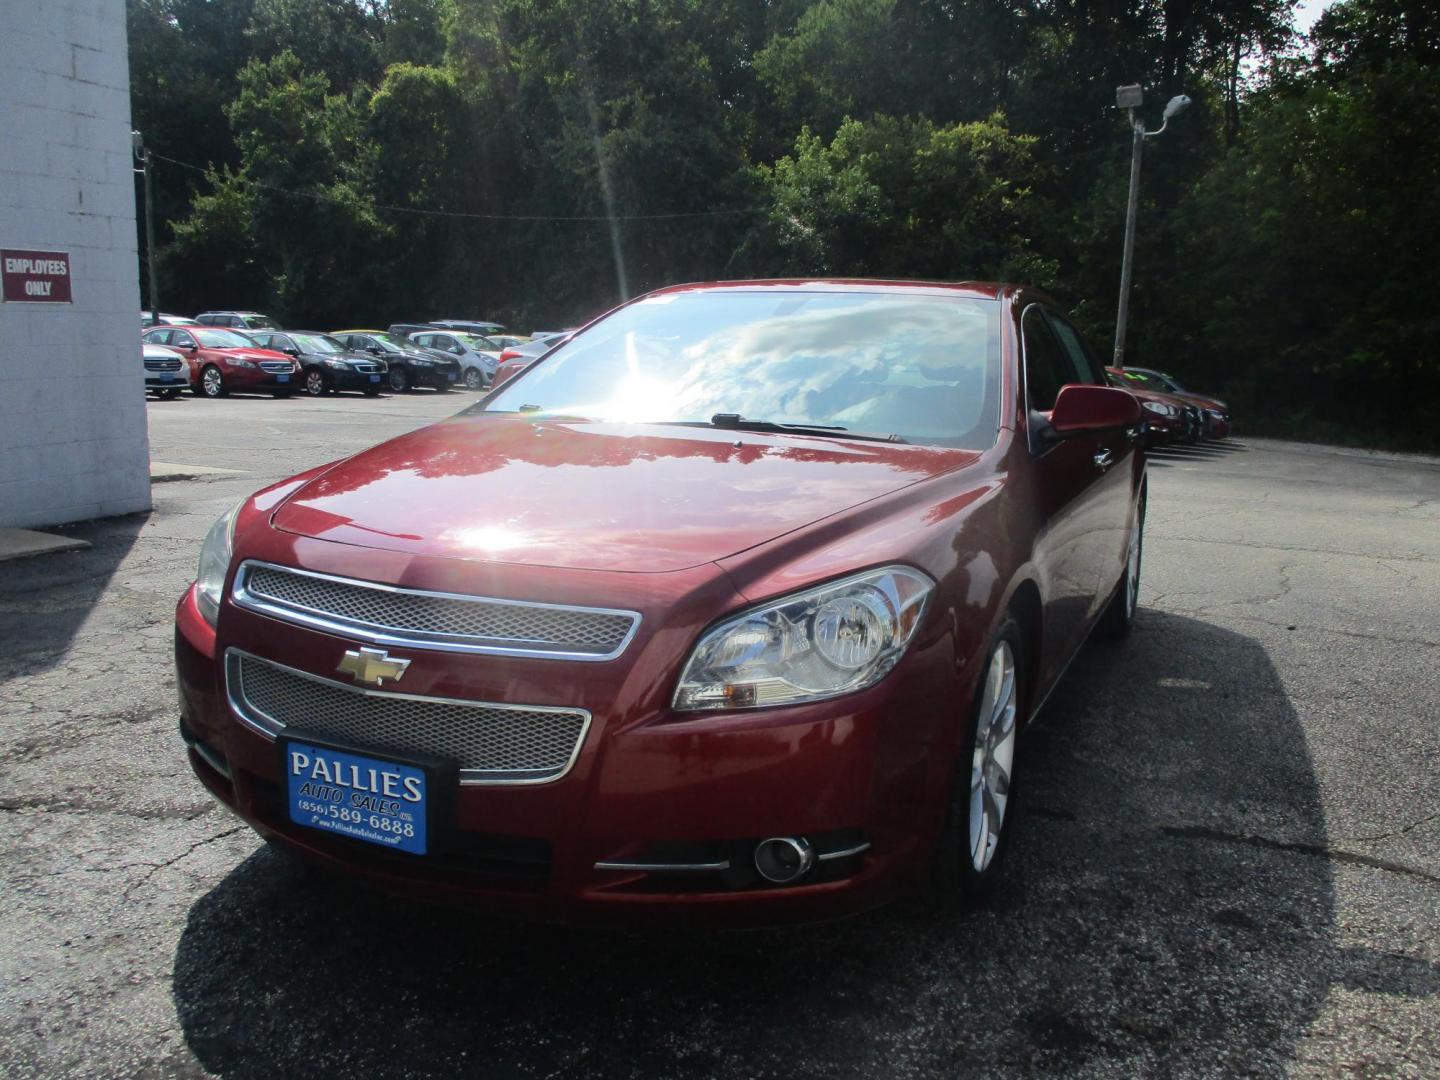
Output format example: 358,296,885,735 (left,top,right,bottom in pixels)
458,334,500,350
370,335,409,352
243,316,279,329
291,333,344,354
483,290,1002,447
1144,370,1185,392
194,328,255,348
